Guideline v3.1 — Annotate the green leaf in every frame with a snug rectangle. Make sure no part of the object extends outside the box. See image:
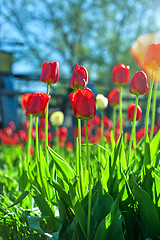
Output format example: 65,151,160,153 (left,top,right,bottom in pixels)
48,146,76,184
27,216,54,238
119,137,127,170
94,197,124,240
69,184,87,238
150,129,160,161
47,178,72,207
144,135,151,165
8,190,30,208
130,175,160,239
